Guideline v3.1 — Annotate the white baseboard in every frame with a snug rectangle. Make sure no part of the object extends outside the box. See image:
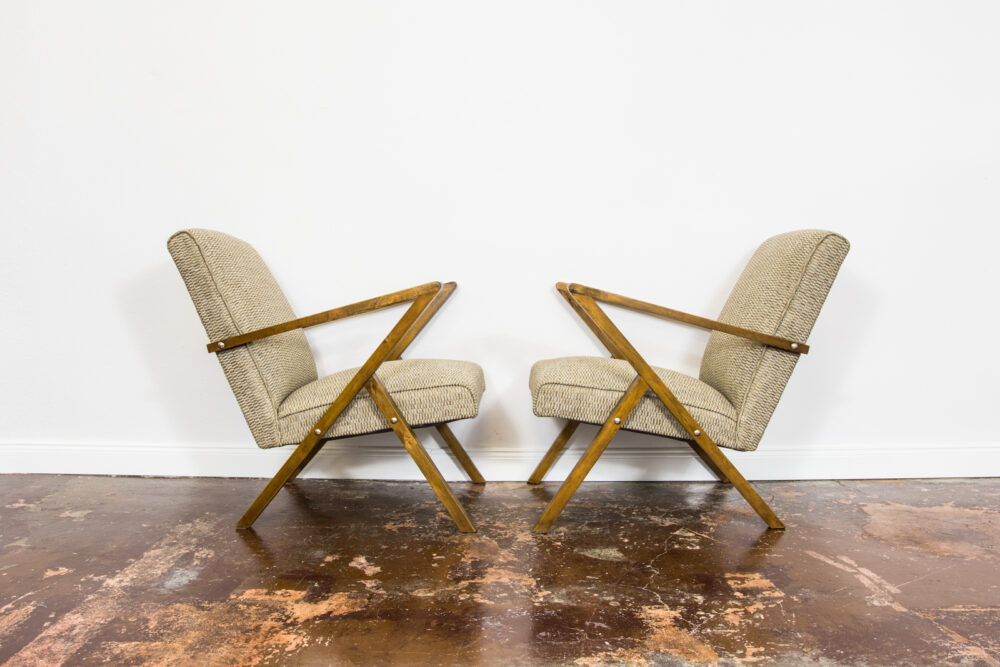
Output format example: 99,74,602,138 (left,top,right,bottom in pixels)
2,440,998,481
